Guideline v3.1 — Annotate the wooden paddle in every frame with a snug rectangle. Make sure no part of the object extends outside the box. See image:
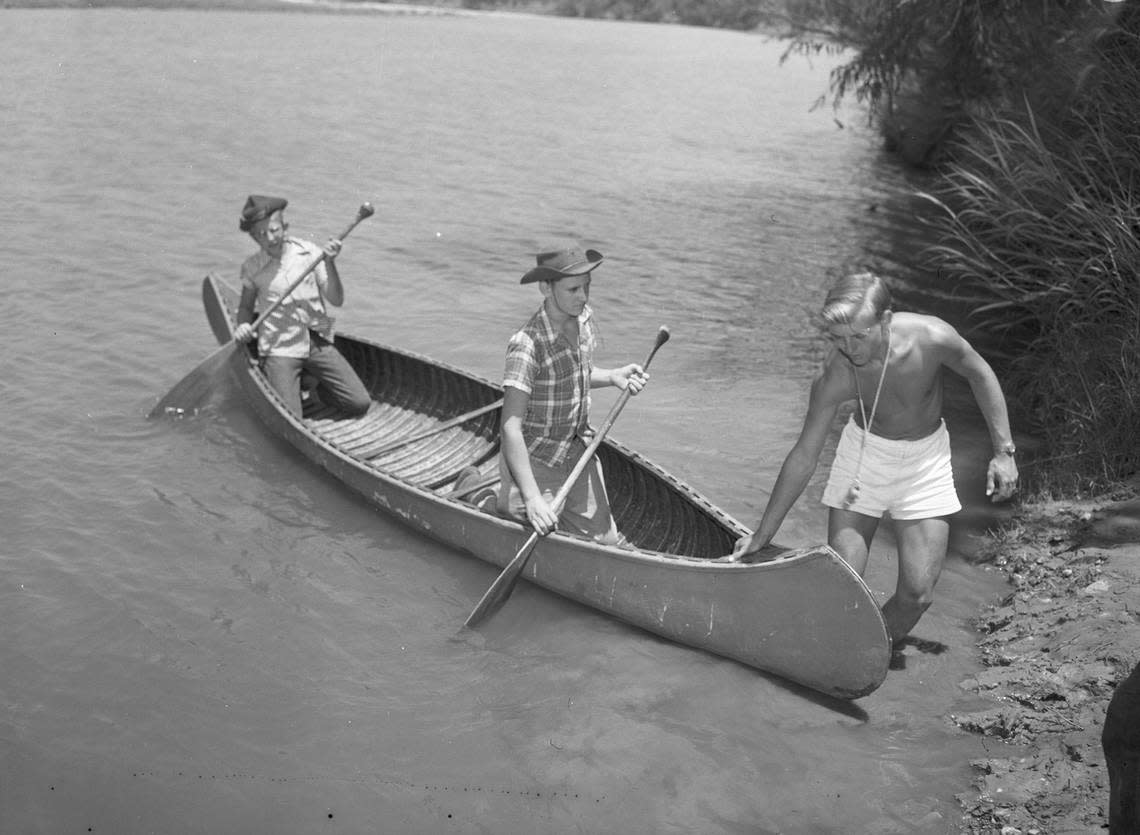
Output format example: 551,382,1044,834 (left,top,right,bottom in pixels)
464,325,671,628
148,202,375,418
